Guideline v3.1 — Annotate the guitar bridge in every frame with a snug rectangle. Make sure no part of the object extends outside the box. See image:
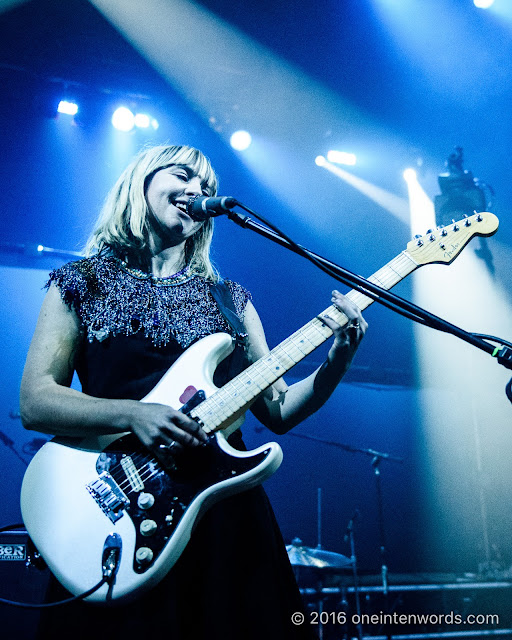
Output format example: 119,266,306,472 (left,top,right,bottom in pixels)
87,472,130,523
